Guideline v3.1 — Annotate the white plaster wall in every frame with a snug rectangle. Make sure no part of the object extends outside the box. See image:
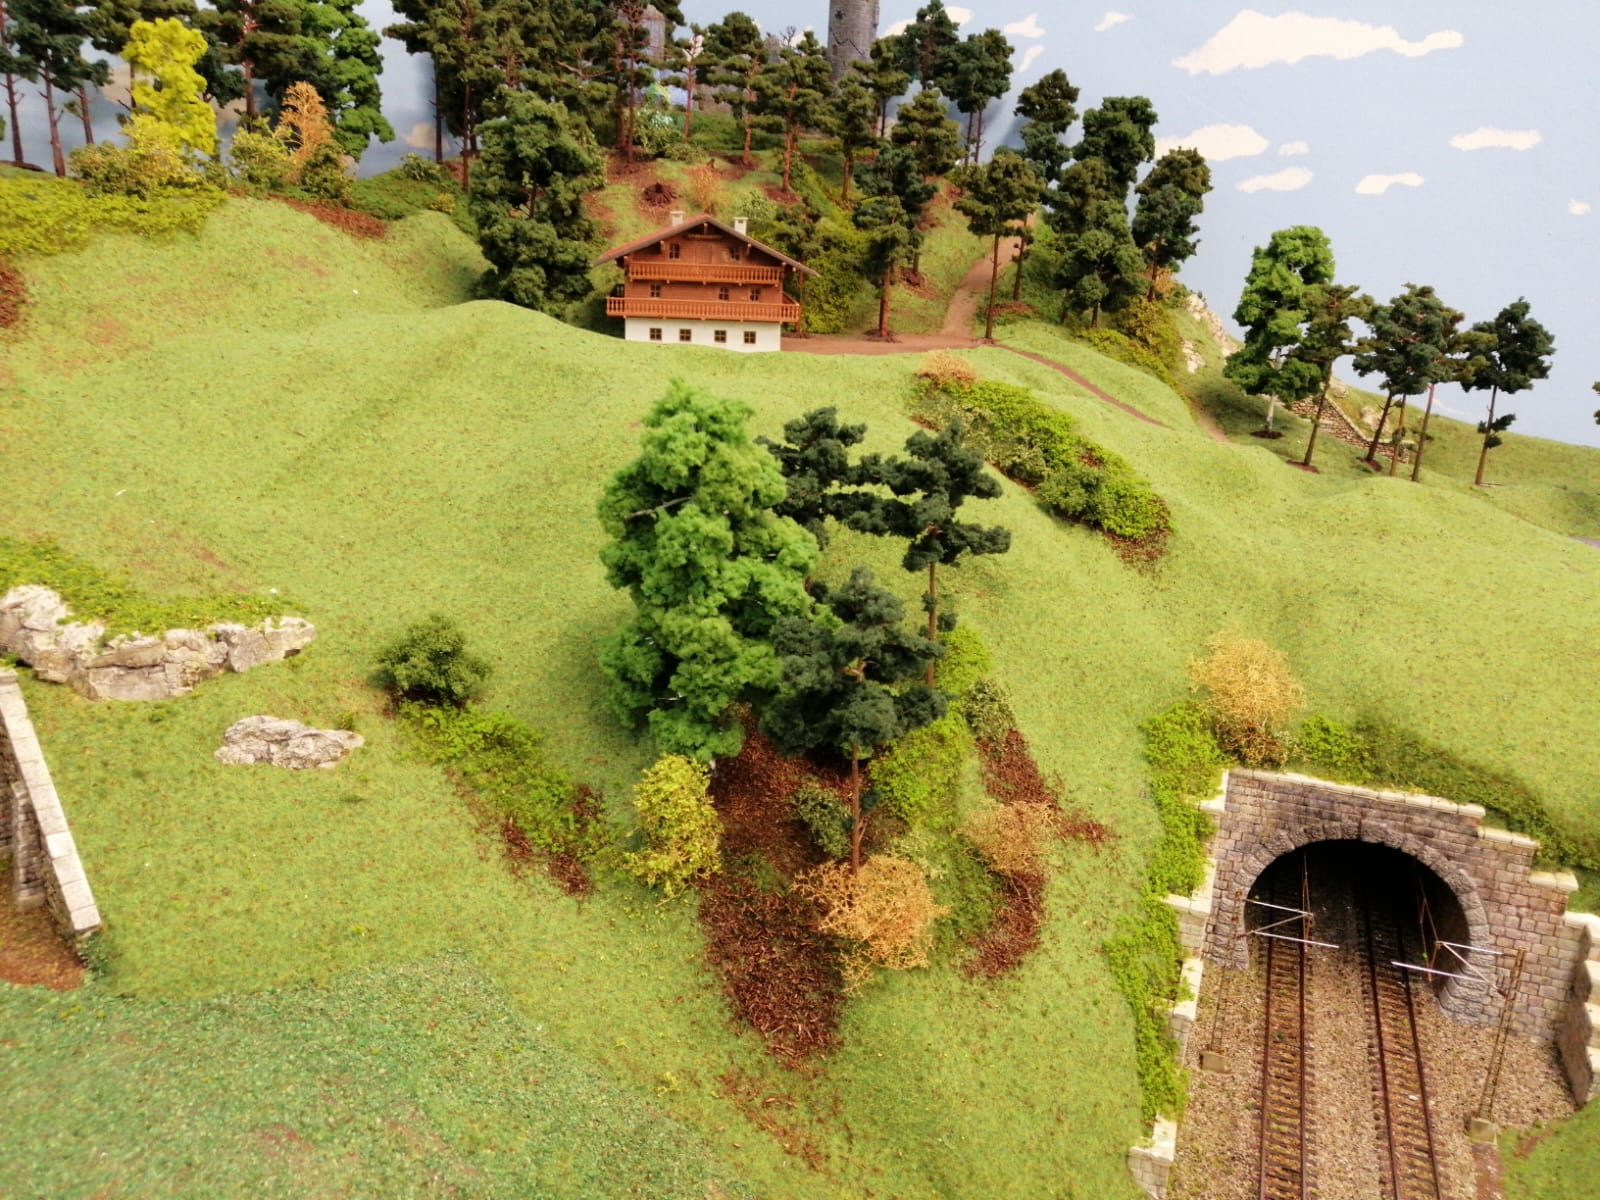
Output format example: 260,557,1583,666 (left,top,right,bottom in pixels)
623,317,782,353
